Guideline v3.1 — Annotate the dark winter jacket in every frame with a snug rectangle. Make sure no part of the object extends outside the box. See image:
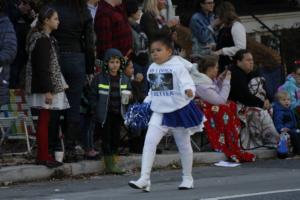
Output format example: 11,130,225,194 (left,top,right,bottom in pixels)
140,12,171,42
52,2,95,74
129,21,149,66
273,101,298,133
0,15,17,105
25,32,65,94
89,72,132,126
4,0,33,61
